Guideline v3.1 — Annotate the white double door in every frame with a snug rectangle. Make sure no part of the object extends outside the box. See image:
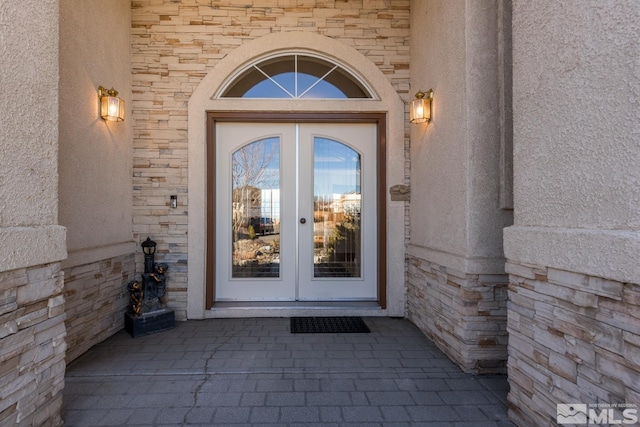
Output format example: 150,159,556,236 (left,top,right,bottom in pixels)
215,122,377,302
